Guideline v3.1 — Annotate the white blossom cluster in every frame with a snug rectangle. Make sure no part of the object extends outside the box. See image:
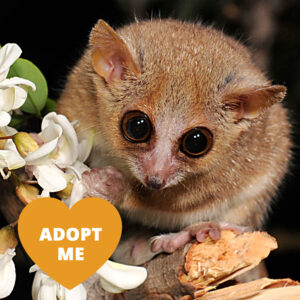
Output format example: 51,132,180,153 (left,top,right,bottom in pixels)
0,44,147,299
